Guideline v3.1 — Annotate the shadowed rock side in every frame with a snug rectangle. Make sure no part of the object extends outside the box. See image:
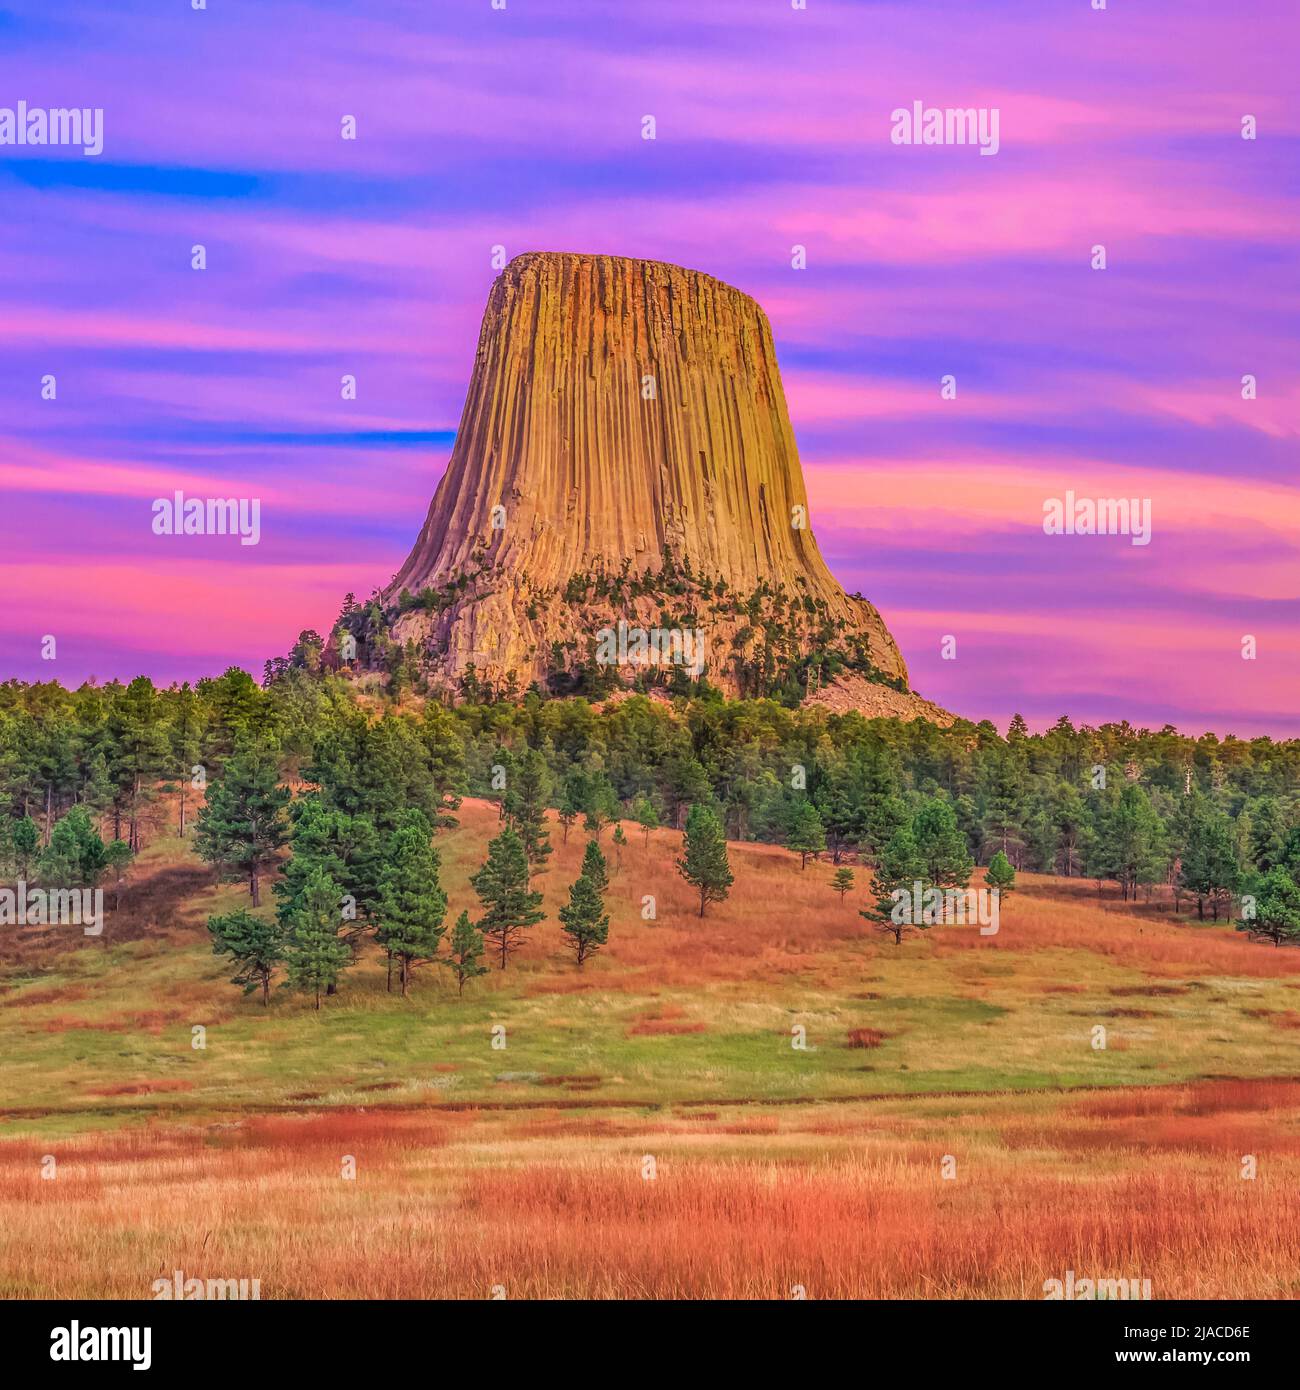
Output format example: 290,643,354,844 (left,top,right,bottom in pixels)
381,252,944,718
